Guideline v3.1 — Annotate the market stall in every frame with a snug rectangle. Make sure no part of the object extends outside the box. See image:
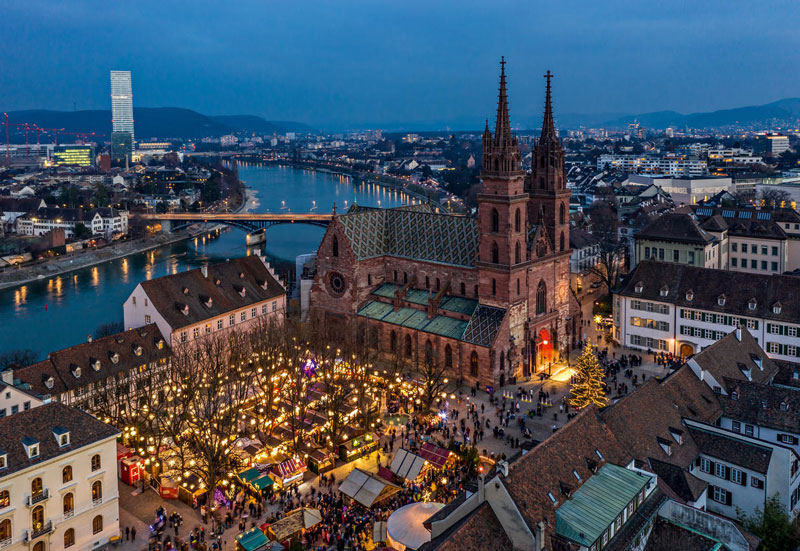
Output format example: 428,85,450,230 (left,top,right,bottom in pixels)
235,526,270,551
339,428,379,462
417,443,451,470
271,457,306,488
266,508,322,547
338,468,400,508
390,449,427,482
305,446,336,474
178,472,207,506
